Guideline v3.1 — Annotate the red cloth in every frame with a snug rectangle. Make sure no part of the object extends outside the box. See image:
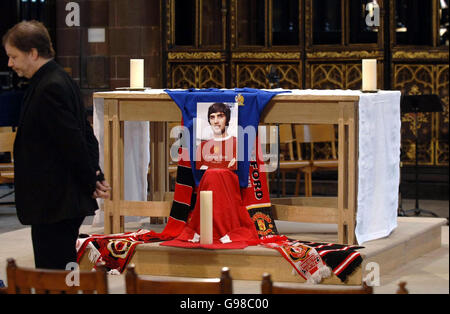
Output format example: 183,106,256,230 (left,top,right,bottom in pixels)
141,135,276,243
161,168,260,249
196,136,237,170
